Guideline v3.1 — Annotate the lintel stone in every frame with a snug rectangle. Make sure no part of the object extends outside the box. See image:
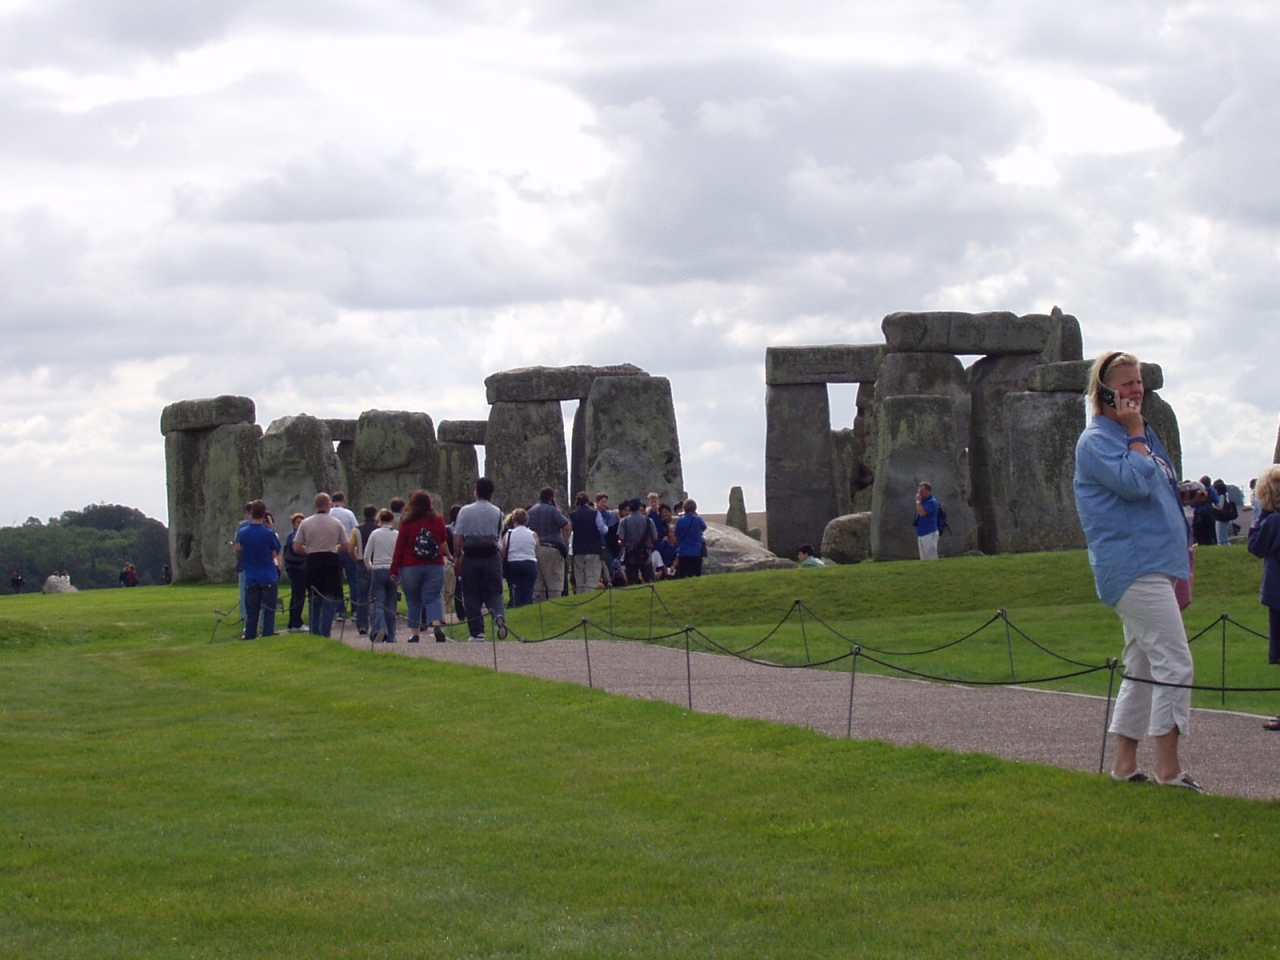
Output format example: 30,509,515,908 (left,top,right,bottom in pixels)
882,311,1045,355
764,344,885,385
485,364,648,404
160,395,255,435
1028,360,1164,393
323,418,357,443
437,420,488,445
